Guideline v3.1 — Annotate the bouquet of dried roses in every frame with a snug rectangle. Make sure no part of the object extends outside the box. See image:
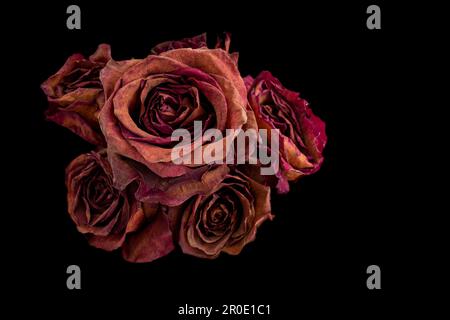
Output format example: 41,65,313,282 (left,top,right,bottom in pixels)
41,33,327,262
